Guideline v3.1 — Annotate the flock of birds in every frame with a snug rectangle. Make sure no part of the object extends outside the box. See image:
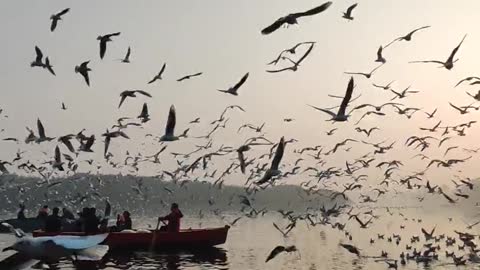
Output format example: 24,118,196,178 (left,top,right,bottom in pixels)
3,1,480,269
